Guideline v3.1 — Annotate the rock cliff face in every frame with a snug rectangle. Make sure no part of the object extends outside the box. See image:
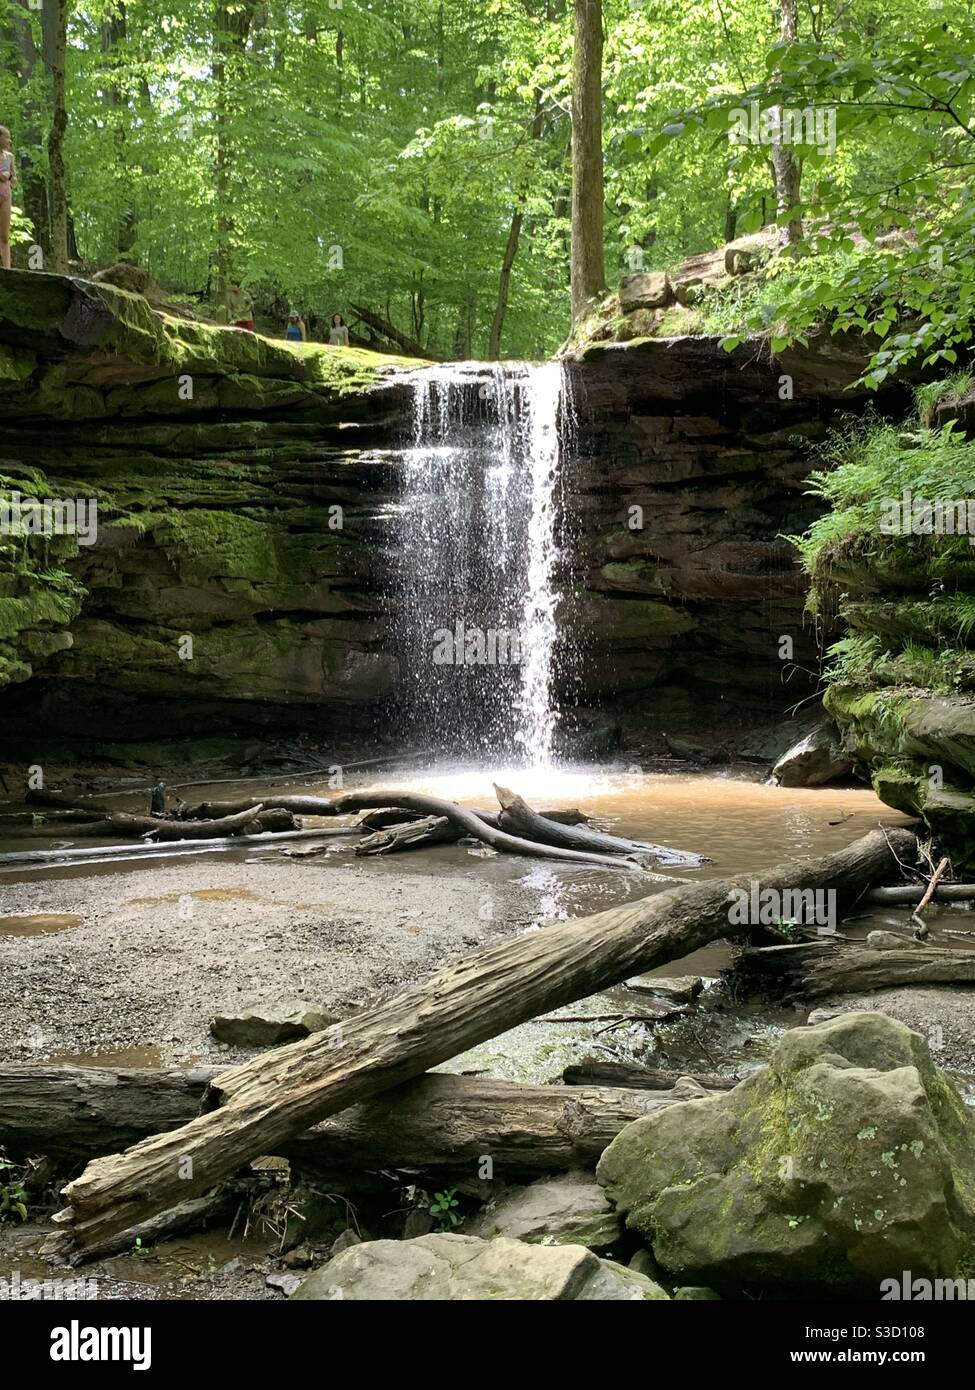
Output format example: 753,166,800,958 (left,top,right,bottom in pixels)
0,270,894,764
0,271,415,760
562,335,901,737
